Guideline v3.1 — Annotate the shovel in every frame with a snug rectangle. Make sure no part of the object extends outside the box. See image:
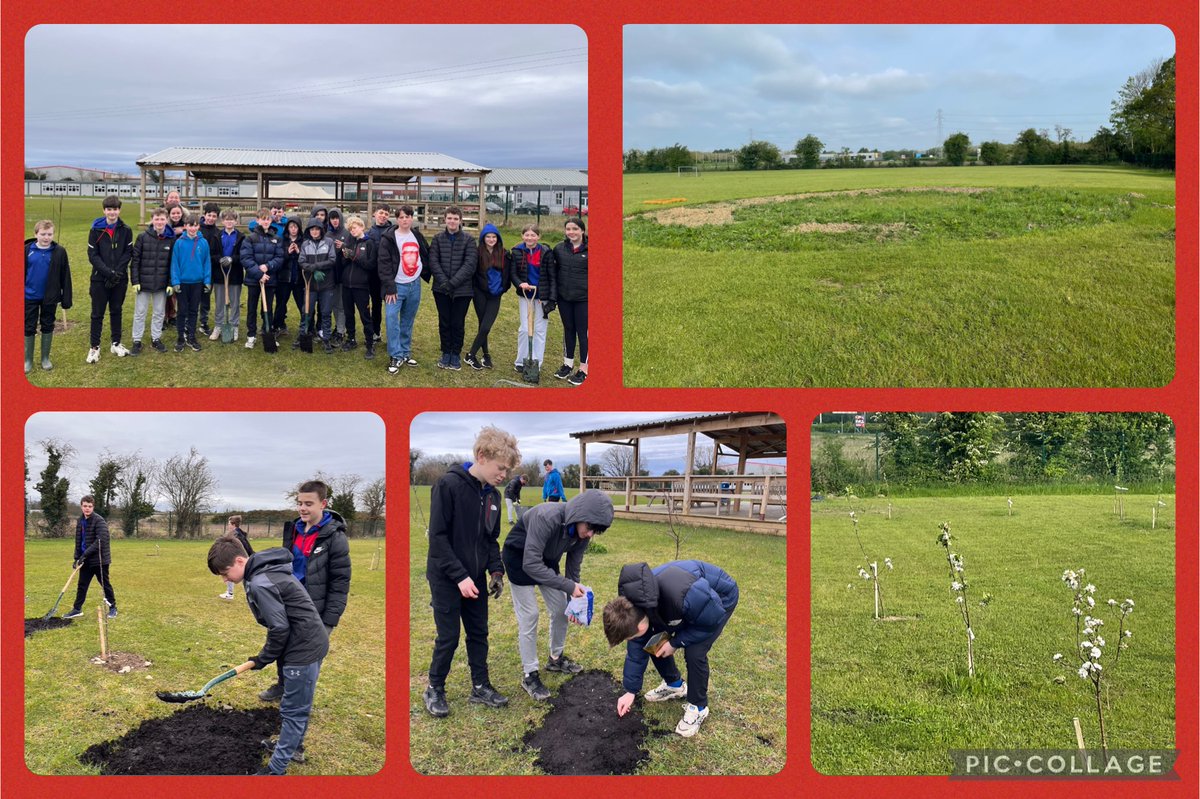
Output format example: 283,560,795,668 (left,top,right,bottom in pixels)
220,262,234,343
157,660,256,703
44,561,83,620
299,274,314,353
521,288,540,384
259,284,278,353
